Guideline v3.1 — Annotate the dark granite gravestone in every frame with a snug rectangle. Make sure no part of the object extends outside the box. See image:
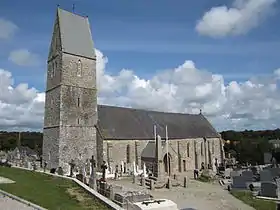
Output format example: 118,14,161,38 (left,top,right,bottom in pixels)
50,168,56,174
76,174,84,182
261,181,278,198
57,167,63,175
